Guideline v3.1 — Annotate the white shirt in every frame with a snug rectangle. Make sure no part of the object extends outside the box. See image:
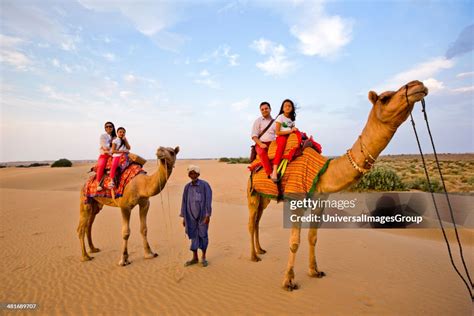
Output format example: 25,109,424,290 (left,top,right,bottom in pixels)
99,133,112,155
275,114,295,132
251,116,276,143
112,137,129,157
